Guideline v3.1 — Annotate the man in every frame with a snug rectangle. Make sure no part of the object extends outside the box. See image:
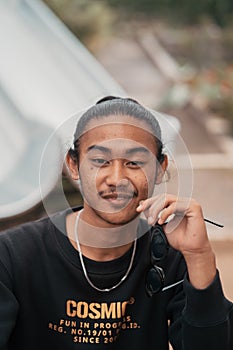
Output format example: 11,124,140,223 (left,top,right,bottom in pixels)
0,96,232,349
